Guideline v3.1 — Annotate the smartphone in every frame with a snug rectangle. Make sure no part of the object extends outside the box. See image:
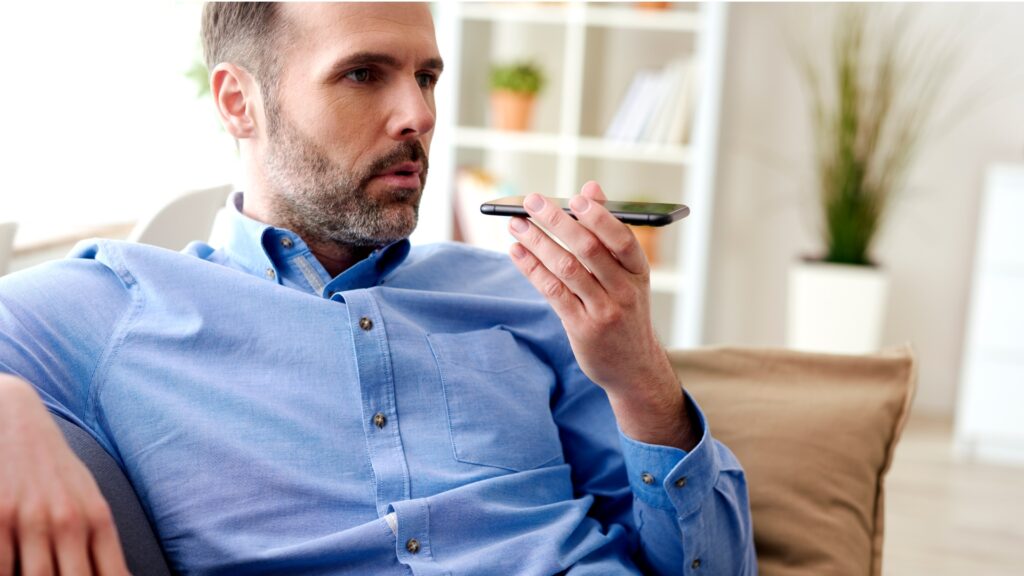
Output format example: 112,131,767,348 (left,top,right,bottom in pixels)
480,196,690,227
